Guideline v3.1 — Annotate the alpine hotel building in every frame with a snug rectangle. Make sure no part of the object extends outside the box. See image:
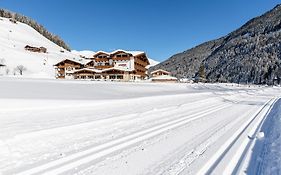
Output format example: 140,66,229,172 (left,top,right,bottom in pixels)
54,50,150,81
